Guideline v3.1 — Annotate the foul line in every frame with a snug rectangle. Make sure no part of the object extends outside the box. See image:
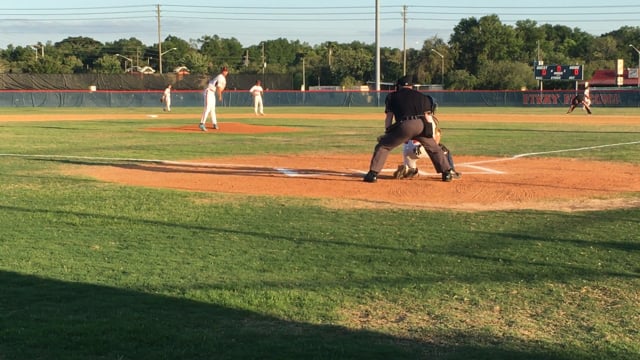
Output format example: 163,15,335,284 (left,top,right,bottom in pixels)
463,140,640,166
2,139,638,177
0,153,267,169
